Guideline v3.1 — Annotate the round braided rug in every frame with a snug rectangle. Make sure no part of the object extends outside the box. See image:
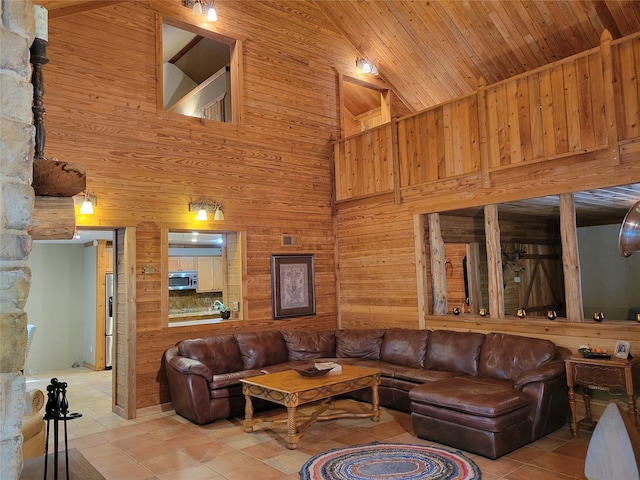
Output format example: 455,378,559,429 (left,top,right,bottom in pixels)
300,443,481,480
